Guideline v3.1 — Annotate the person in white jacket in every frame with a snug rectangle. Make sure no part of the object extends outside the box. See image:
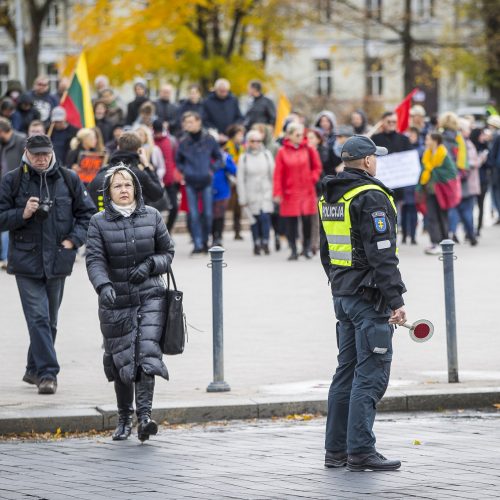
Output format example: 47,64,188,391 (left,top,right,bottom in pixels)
237,130,275,255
